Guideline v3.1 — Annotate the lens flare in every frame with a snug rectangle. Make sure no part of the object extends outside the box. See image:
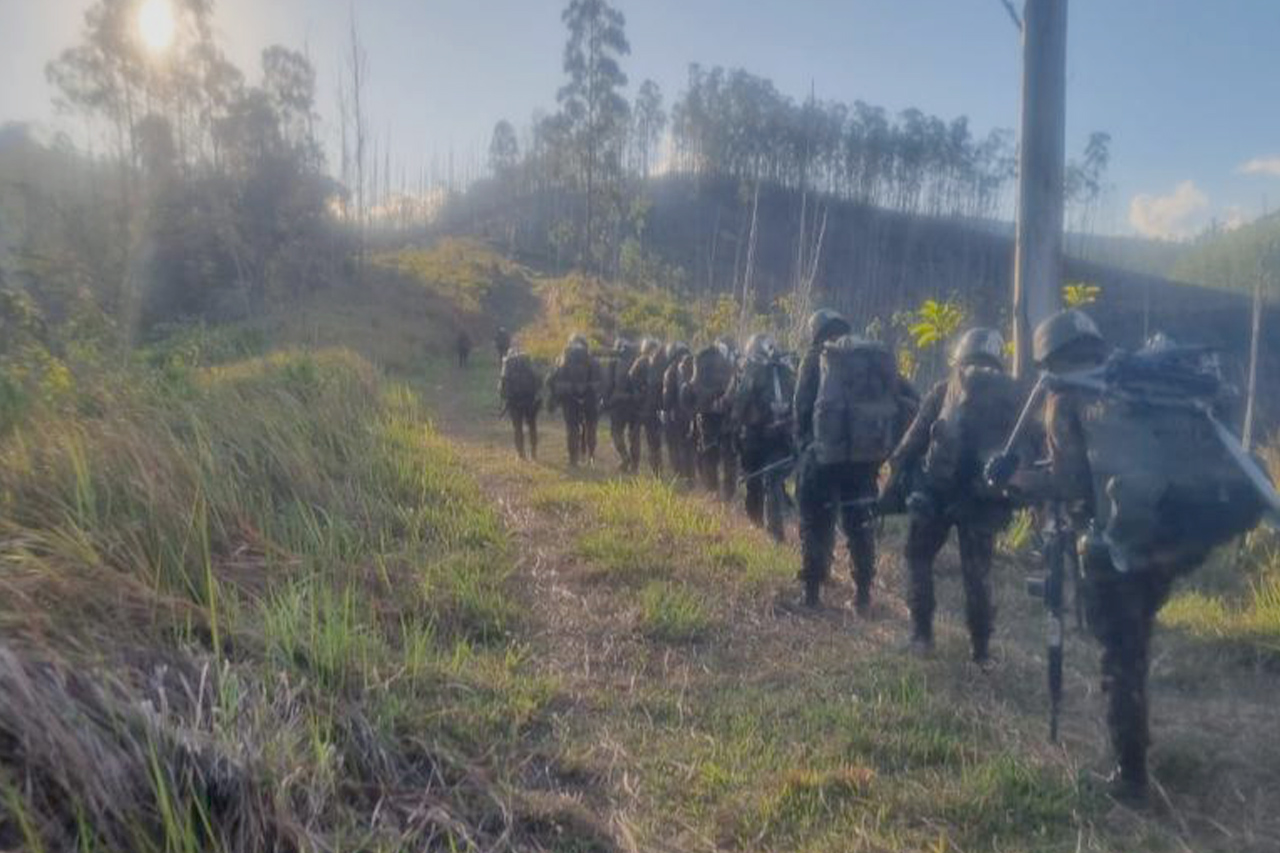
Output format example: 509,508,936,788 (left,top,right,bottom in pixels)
138,0,176,53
